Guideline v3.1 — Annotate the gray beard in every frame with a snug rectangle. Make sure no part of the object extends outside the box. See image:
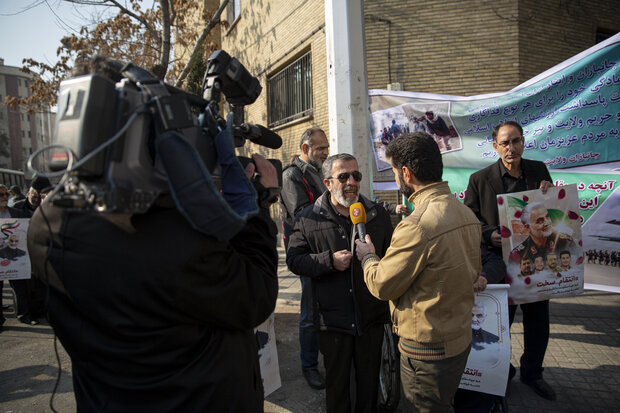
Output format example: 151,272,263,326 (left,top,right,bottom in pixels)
333,187,359,208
